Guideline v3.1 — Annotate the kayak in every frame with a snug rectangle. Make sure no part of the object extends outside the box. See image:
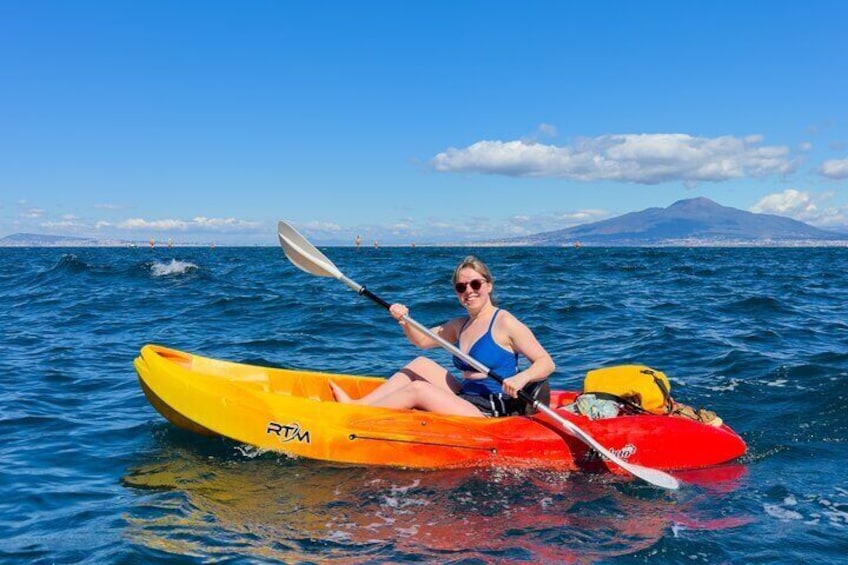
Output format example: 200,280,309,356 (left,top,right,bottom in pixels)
134,344,746,473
